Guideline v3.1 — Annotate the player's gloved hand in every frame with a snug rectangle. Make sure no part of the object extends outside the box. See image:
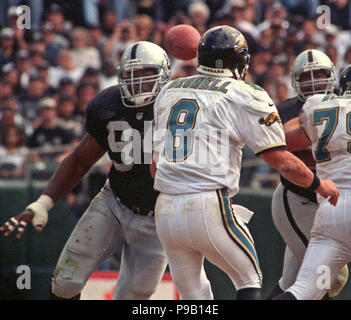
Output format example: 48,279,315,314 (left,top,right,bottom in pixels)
315,179,339,207
0,195,54,239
